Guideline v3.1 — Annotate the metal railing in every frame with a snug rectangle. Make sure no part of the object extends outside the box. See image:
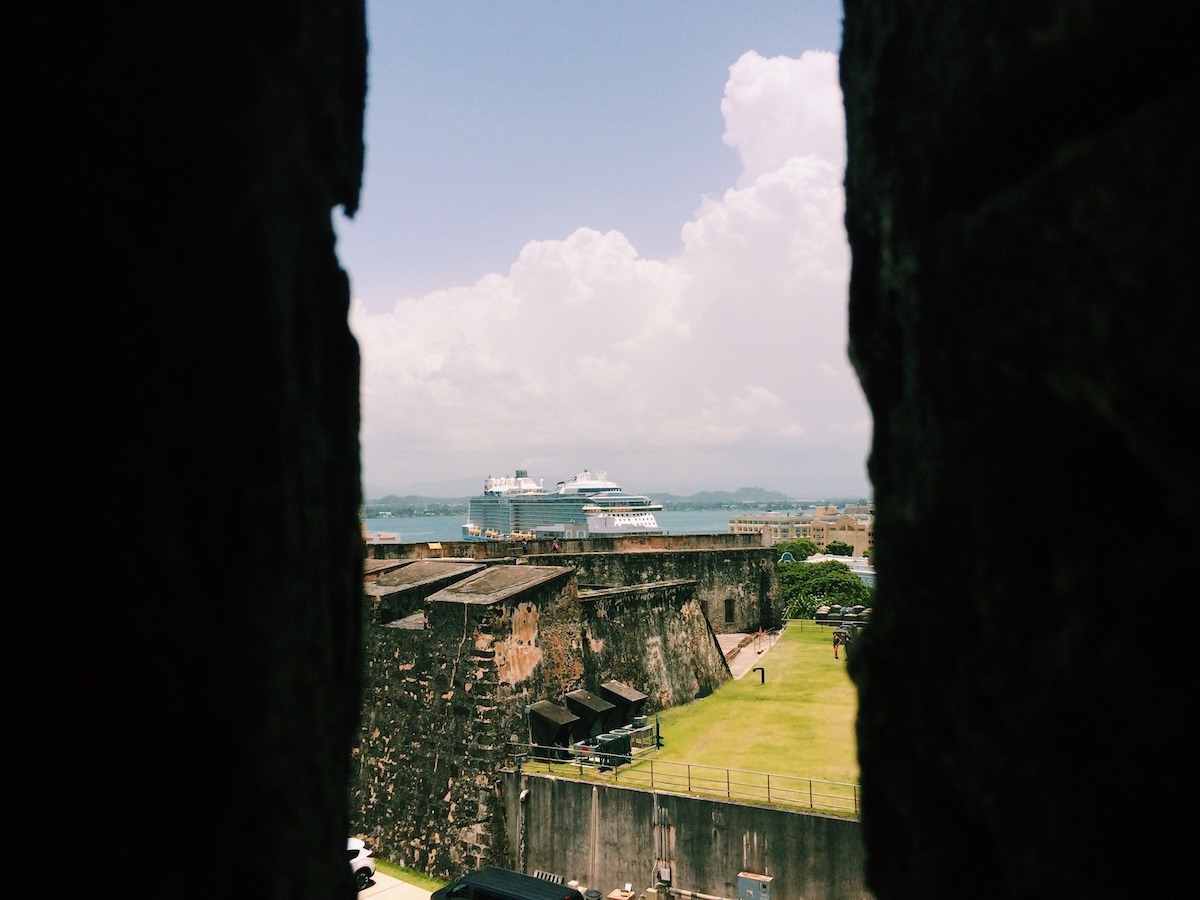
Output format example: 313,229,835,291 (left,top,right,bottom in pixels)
509,742,859,817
